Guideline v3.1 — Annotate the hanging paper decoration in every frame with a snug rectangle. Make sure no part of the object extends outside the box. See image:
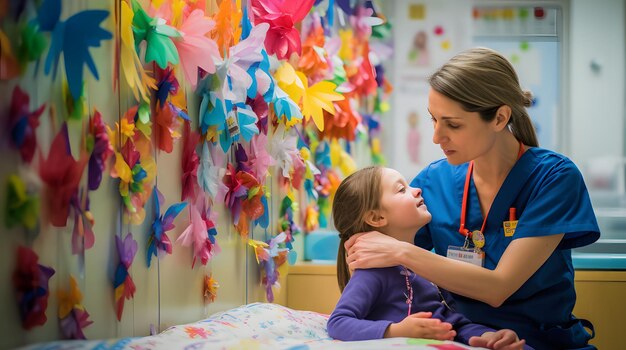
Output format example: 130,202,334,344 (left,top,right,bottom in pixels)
210,0,242,56
250,0,316,60
118,0,156,102
350,3,383,41
5,175,40,231
147,186,187,267
131,0,180,69
58,275,93,339
154,98,182,153
69,190,95,255
181,122,200,202
113,232,138,321
221,21,269,102
278,193,301,244
12,246,55,330
246,133,274,185
275,62,345,132
176,197,221,268
203,274,219,303
222,163,265,237
271,85,303,126
269,124,301,179
15,18,48,70
248,232,290,302
197,141,227,202
108,105,156,225
173,9,221,88
7,85,45,164
298,16,330,82
87,110,113,191
320,98,361,141
0,30,20,79
36,0,113,100
38,124,88,227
